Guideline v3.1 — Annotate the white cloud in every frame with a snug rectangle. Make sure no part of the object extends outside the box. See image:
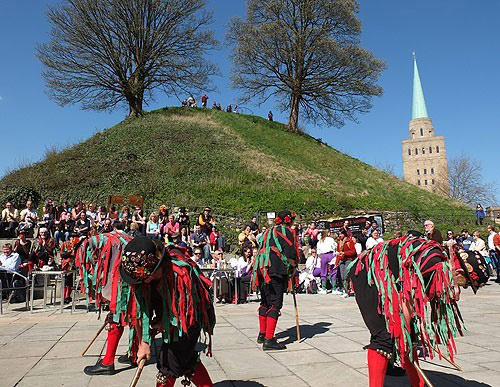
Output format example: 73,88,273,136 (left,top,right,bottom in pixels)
0,96,3,101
